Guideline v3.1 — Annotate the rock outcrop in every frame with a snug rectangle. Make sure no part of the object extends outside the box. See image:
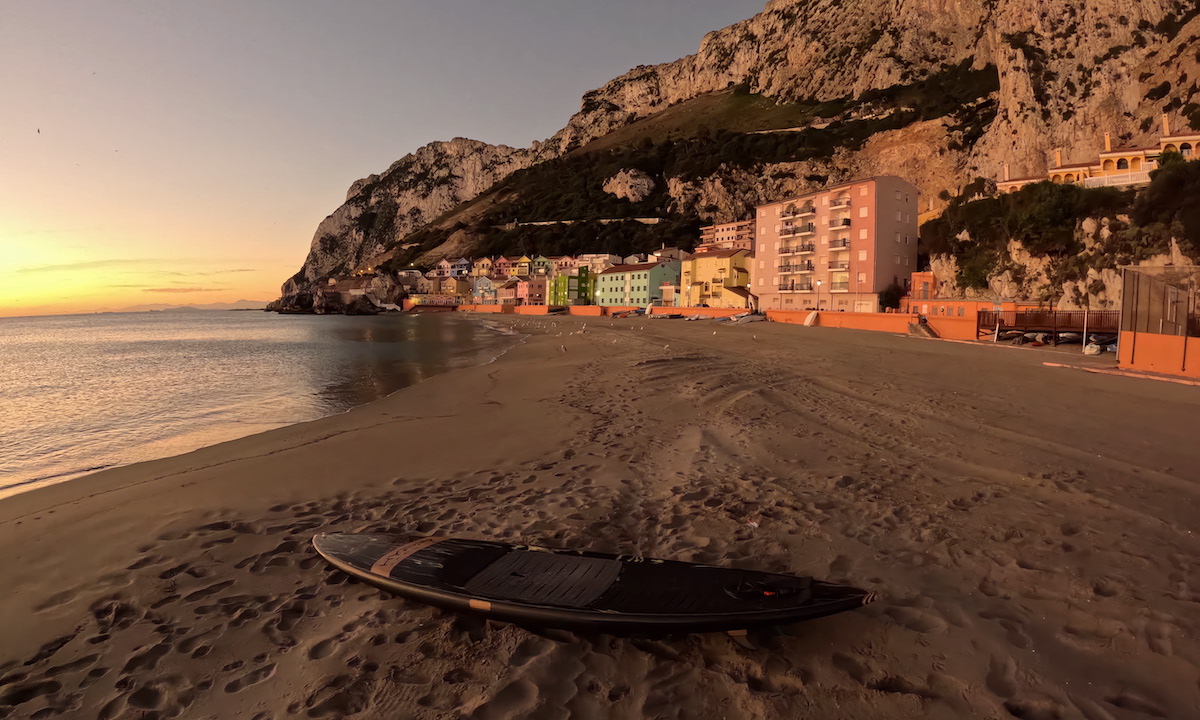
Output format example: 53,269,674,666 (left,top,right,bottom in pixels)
602,169,656,203
277,0,1200,305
